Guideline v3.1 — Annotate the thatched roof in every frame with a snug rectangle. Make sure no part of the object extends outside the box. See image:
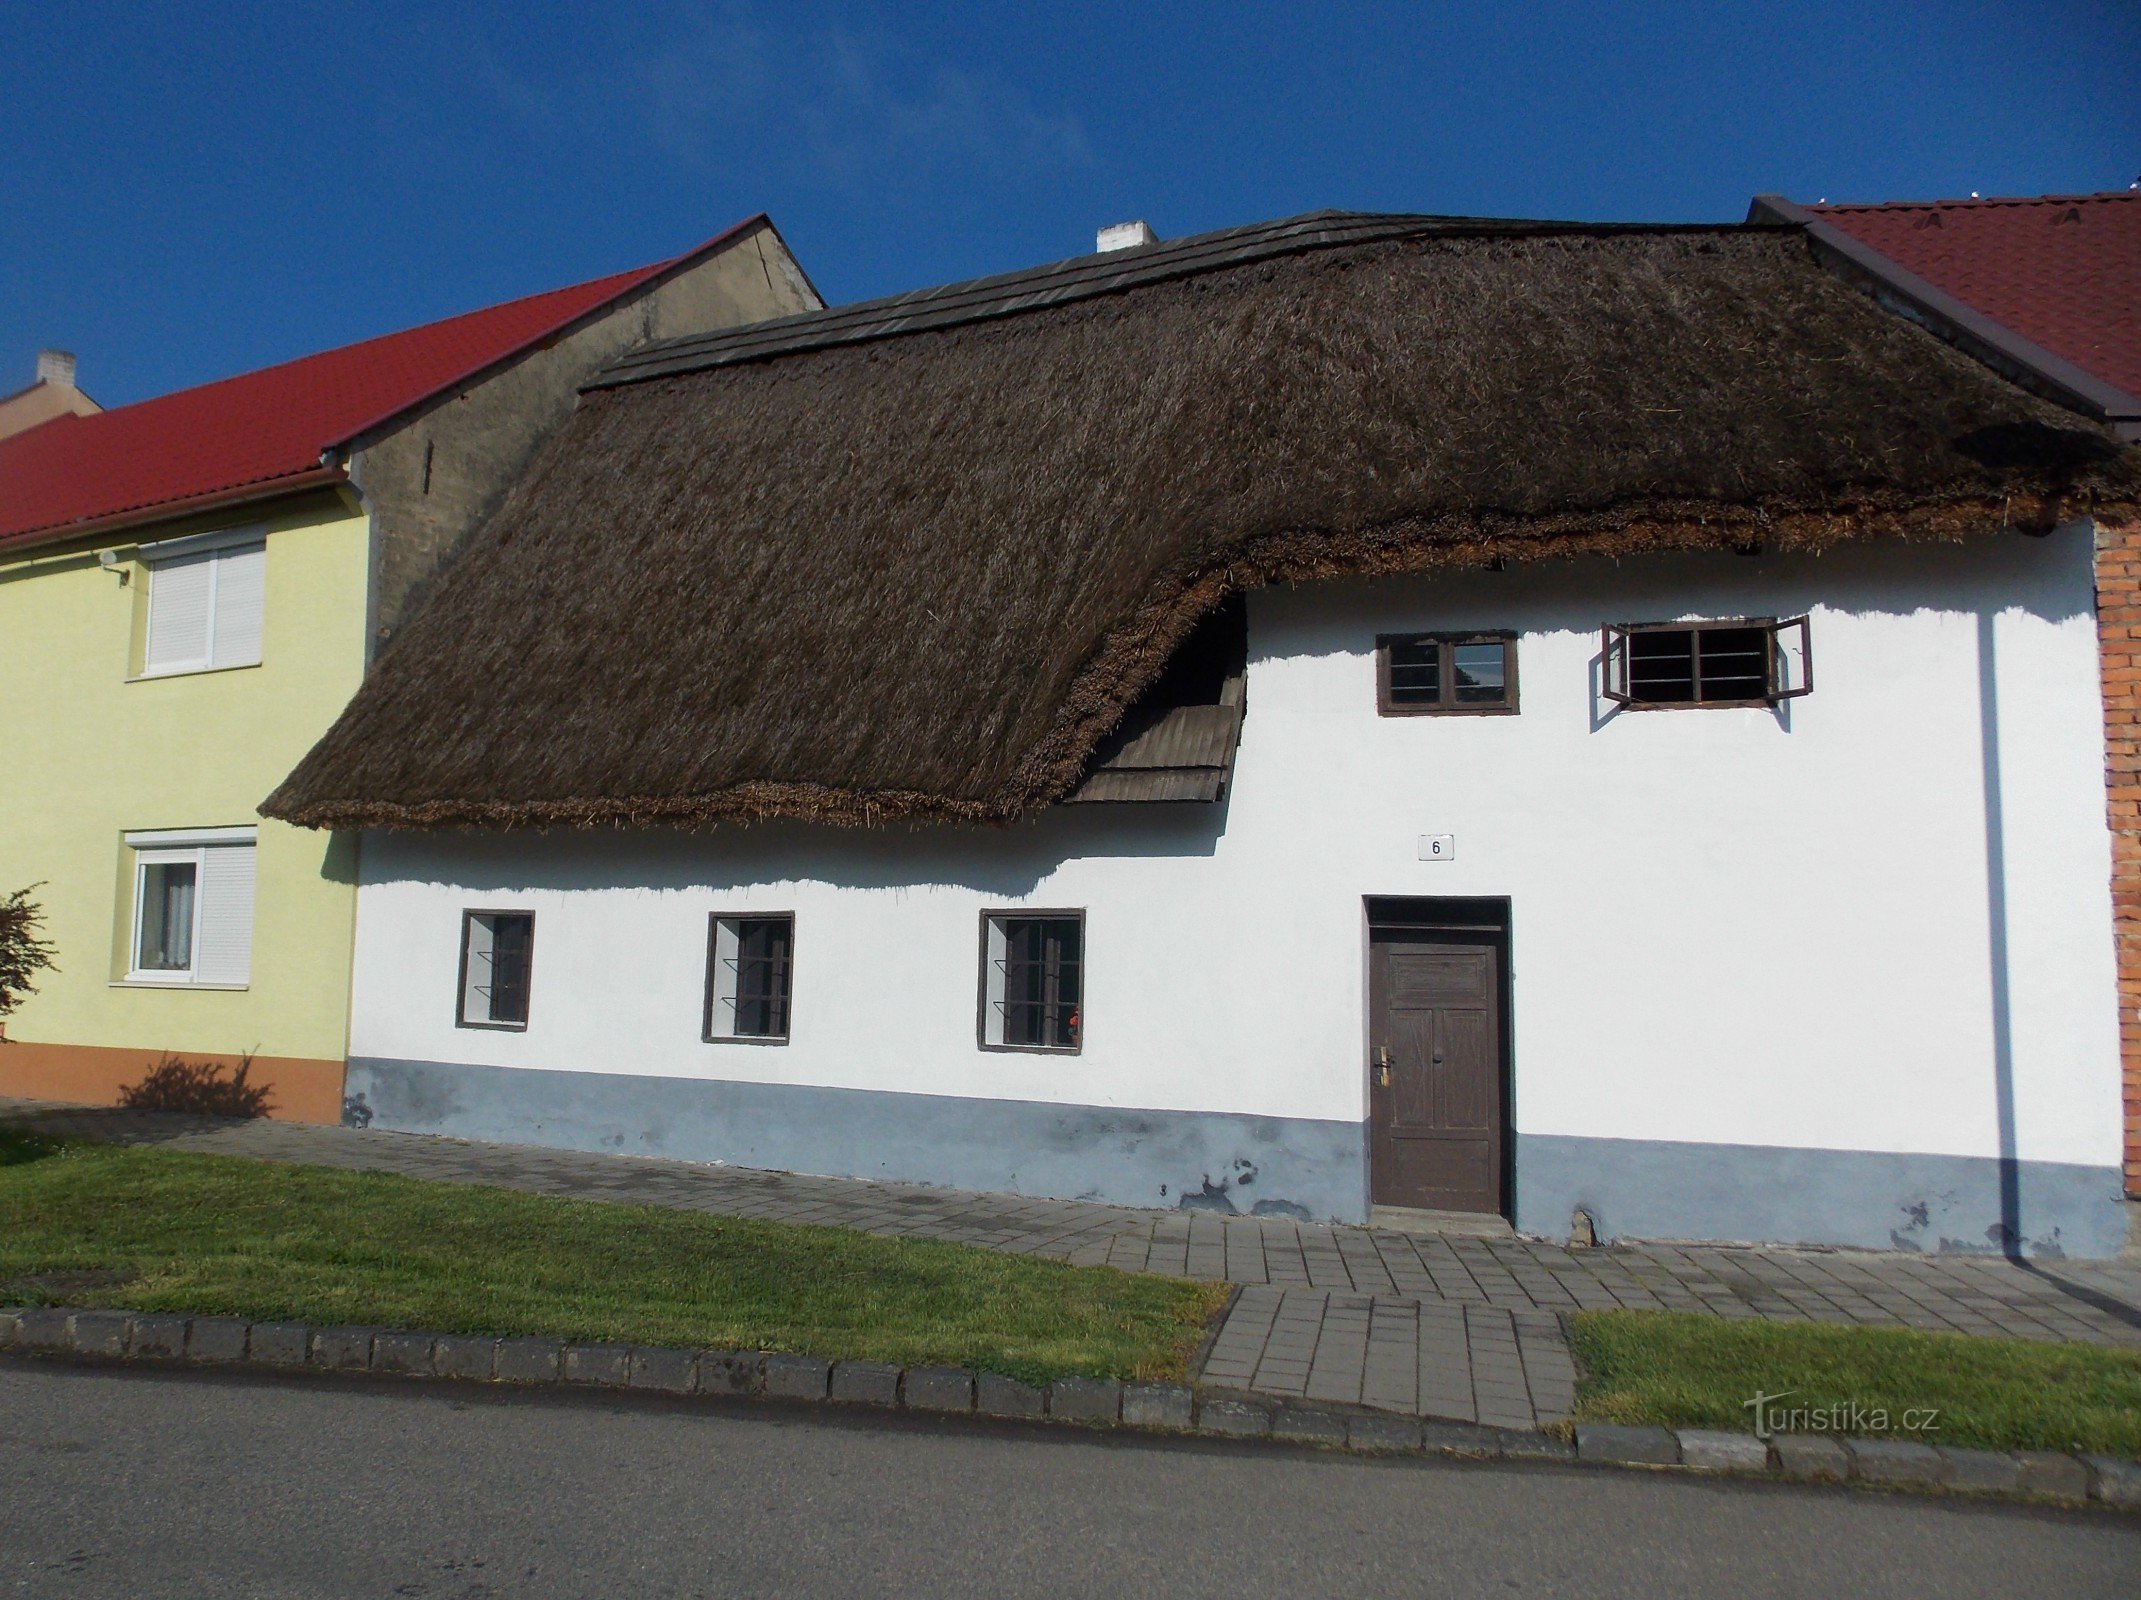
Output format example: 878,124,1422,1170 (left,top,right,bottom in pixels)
265,211,2141,832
